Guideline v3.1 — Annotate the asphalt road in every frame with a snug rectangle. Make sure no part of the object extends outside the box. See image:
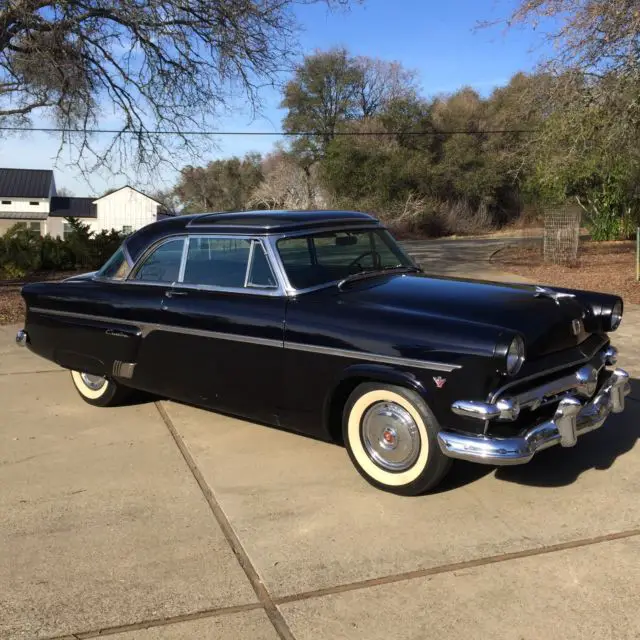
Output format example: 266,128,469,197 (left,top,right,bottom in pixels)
399,236,535,281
